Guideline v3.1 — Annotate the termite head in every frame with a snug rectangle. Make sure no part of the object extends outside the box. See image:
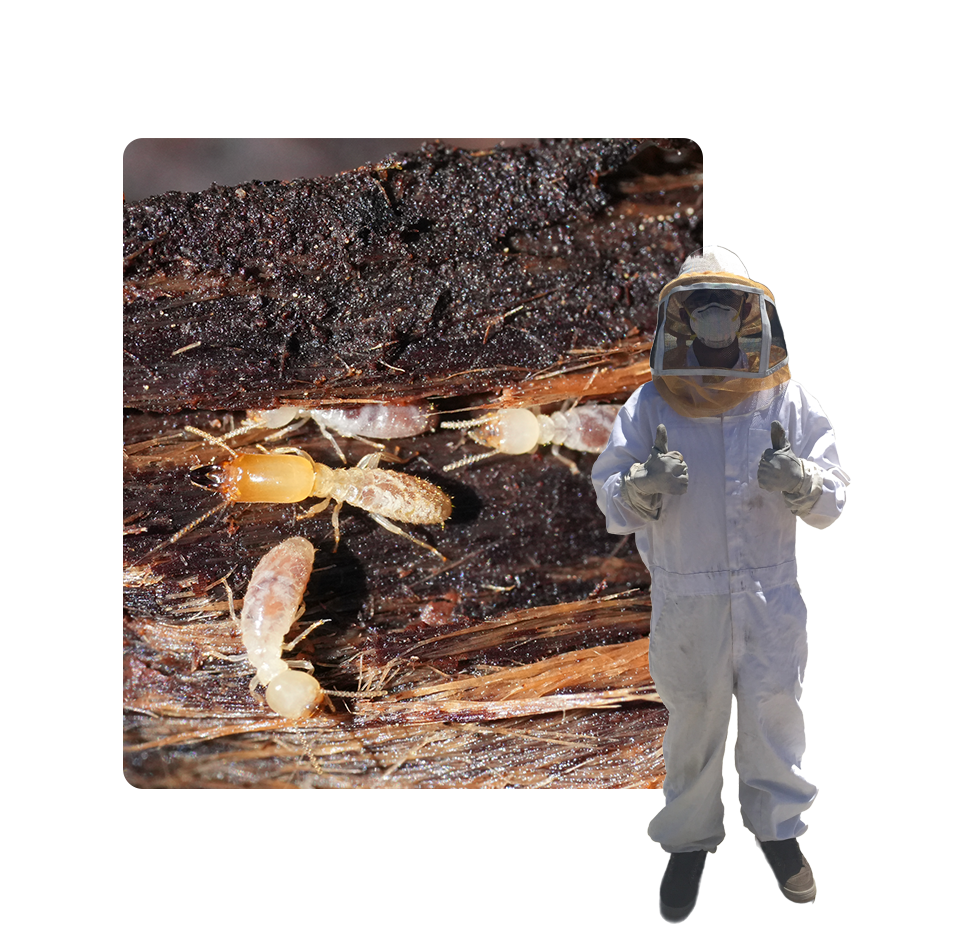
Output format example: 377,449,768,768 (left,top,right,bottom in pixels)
202,453,316,504
469,408,540,454
264,669,323,719
247,406,300,430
